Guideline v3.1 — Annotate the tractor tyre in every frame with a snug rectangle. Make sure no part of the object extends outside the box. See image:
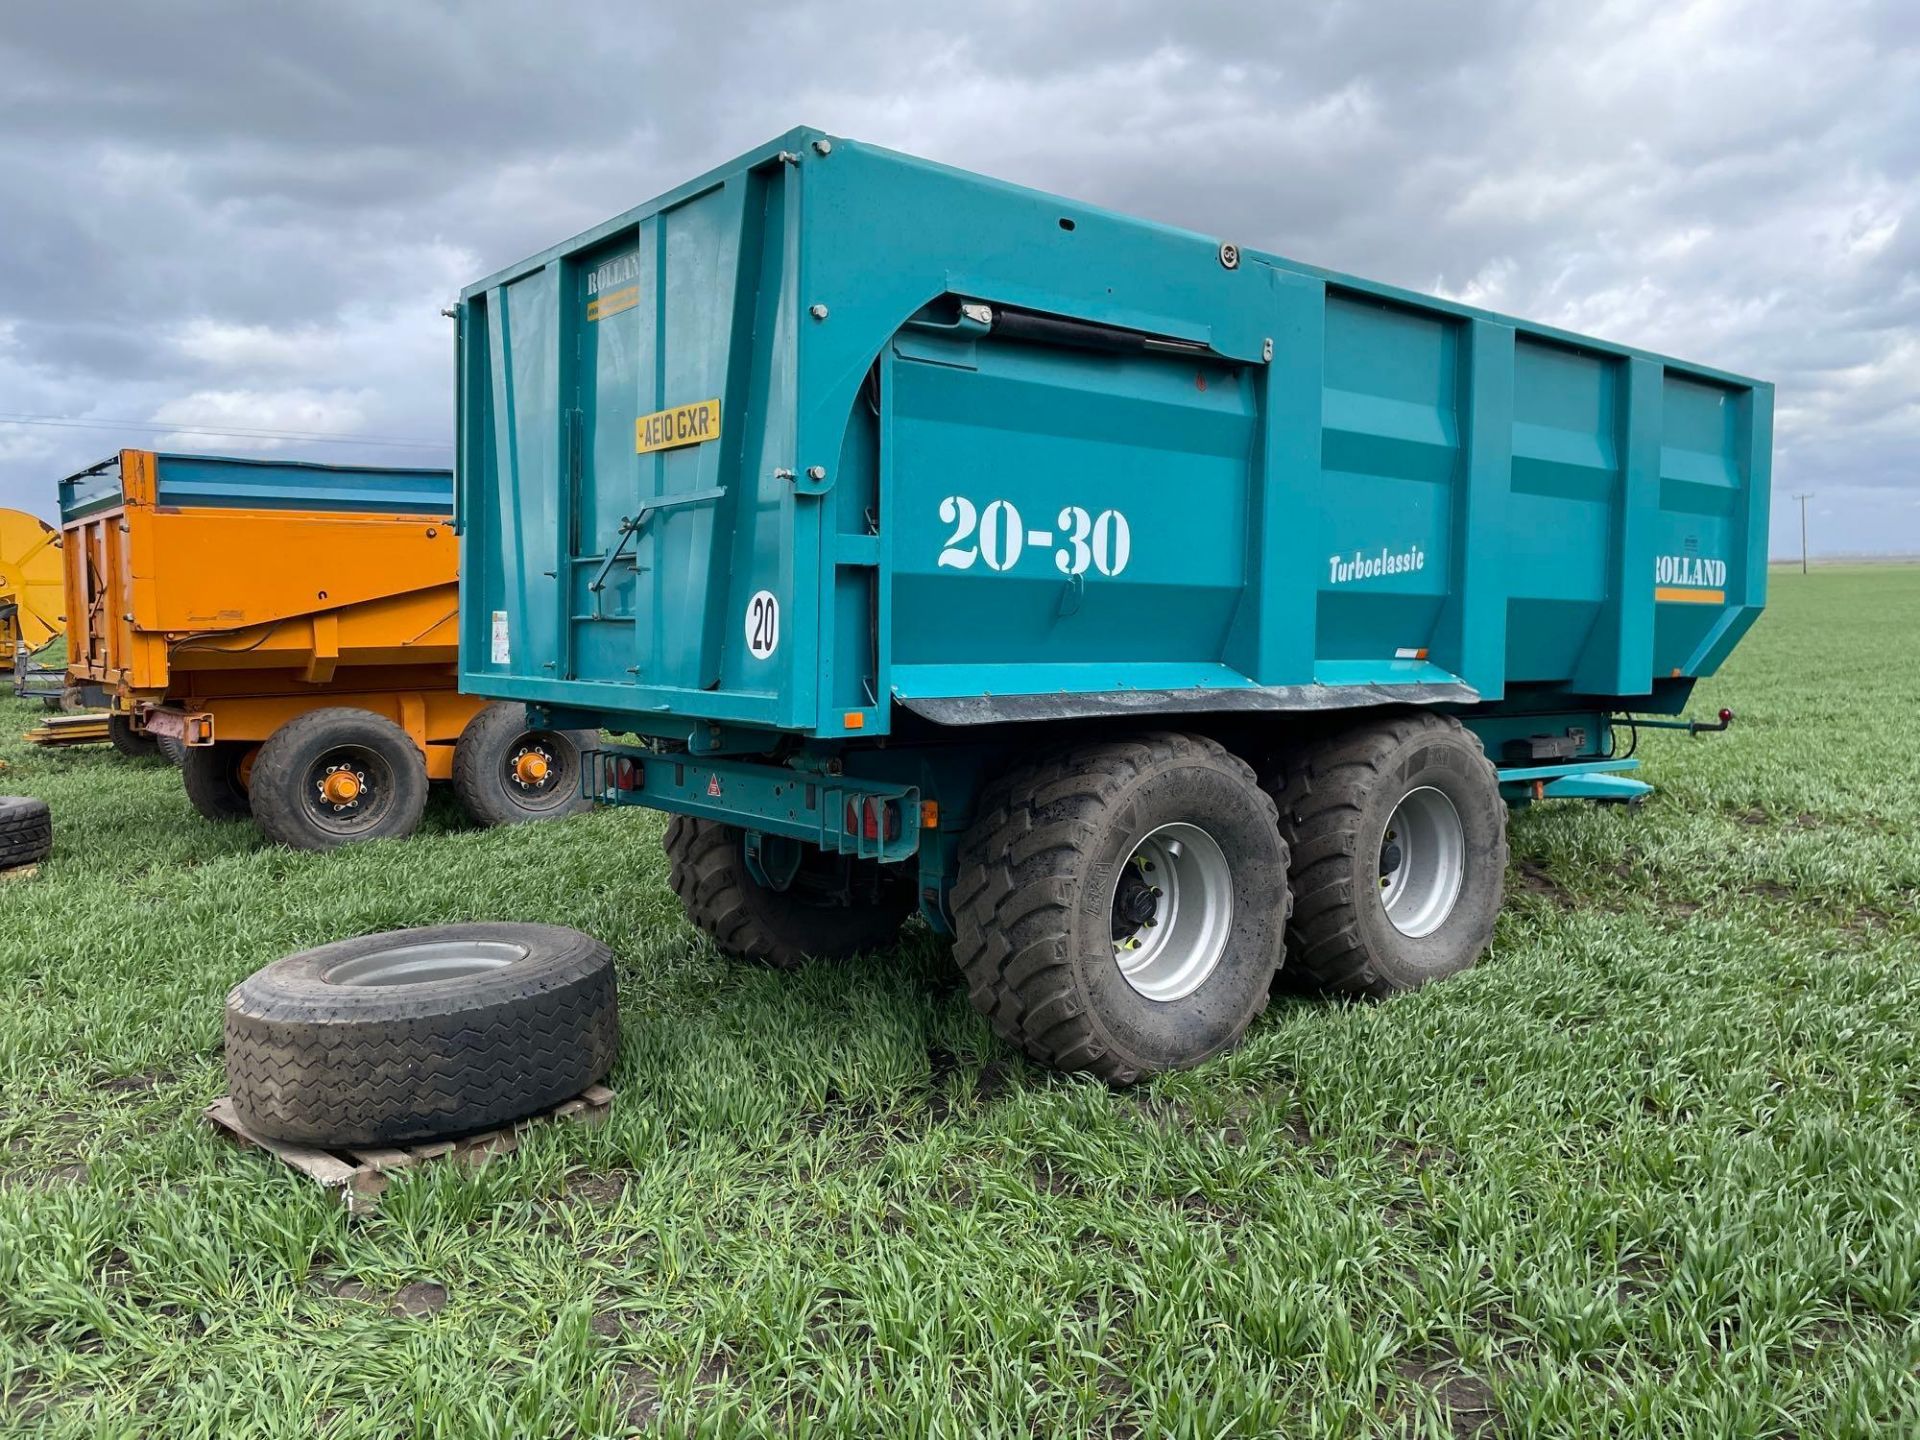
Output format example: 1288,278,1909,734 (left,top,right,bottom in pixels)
1266,710,1507,998
664,815,916,970
951,732,1290,1085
